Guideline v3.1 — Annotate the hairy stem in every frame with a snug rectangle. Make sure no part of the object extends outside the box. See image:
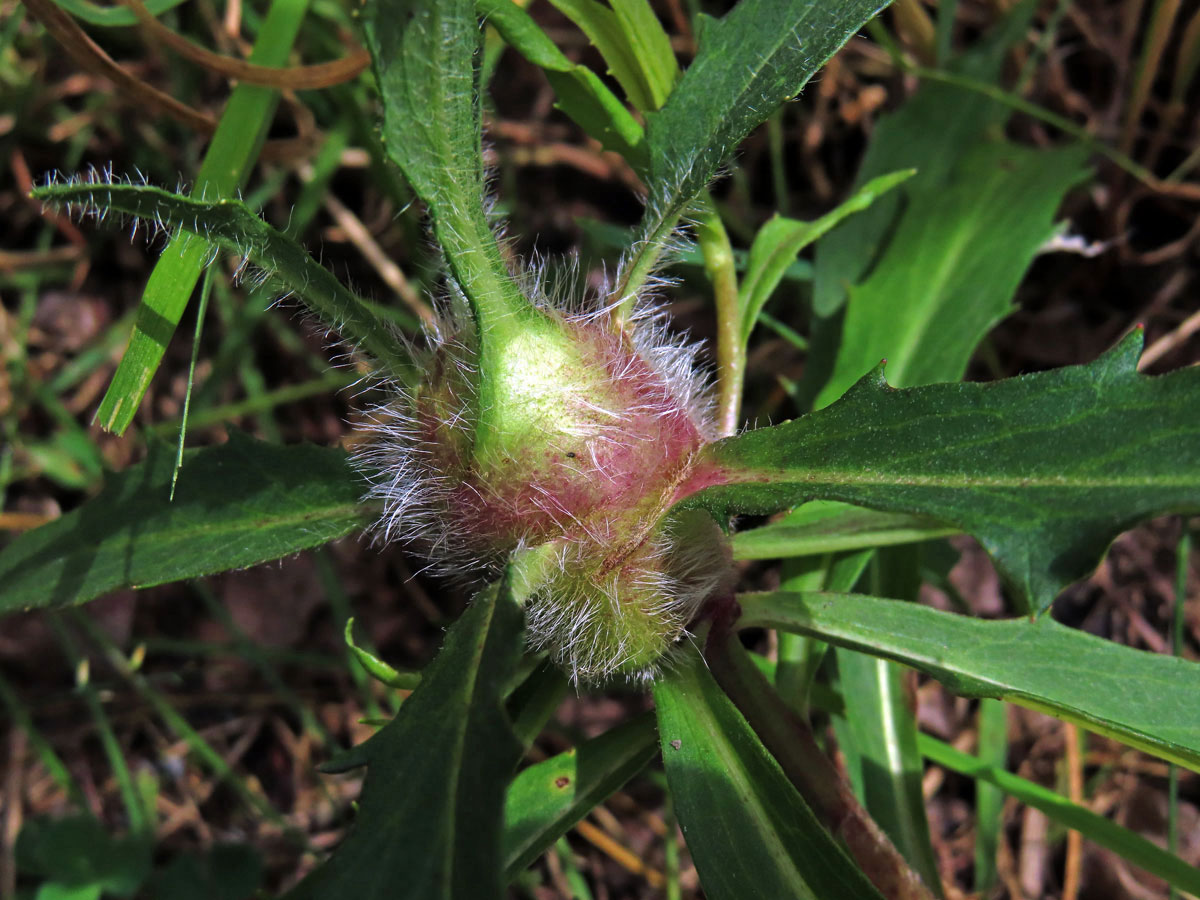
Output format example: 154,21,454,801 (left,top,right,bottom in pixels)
704,623,937,900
